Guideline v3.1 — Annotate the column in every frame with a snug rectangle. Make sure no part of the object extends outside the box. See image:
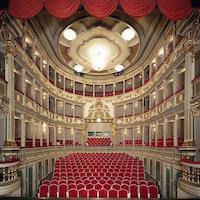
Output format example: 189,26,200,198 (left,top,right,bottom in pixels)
132,128,135,146
83,84,85,96
149,125,152,146
54,126,56,146
93,84,95,97
142,126,145,146
40,87,43,106
39,121,42,147
32,79,36,100
46,124,49,146
32,122,35,147
63,127,66,146
4,40,17,147
163,80,167,100
21,69,26,105
123,80,125,94
173,68,178,94
183,39,195,146
32,164,36,196
155,122,158,146
163,118,167,147
73,81,75,94
21,114,25,147
173,115,178,147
